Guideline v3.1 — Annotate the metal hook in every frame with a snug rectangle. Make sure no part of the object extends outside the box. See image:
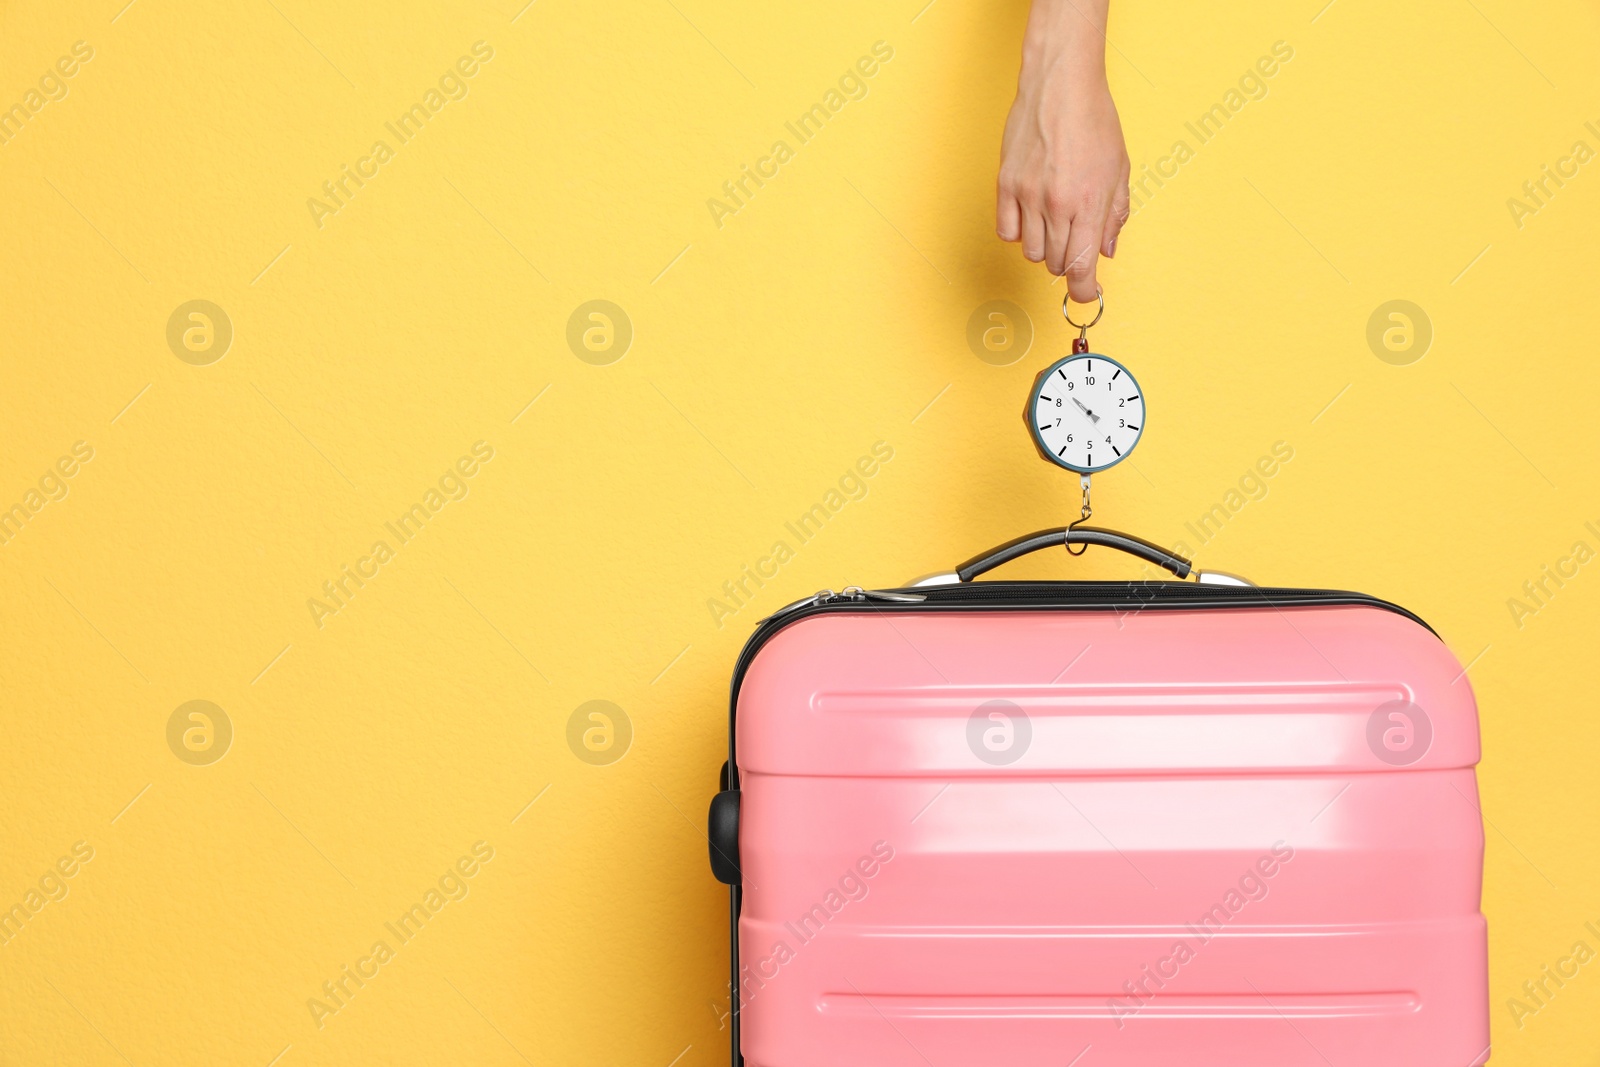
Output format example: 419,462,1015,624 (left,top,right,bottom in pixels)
1066,474,1092,555
1062,287,1105,330
1064,287,1104,354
